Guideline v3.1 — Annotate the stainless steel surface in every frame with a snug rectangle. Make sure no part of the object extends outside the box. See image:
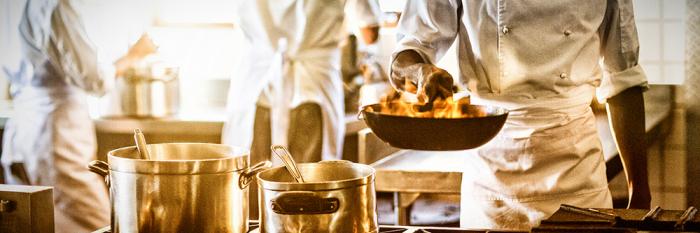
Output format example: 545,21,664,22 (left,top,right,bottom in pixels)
371,150,465,194
257,161,378,233
133,129,151,159
0,185,54,233
370,150,464,226
117,66,179,118
90,143,270,233
94,220,526,233
270,145,305,183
